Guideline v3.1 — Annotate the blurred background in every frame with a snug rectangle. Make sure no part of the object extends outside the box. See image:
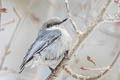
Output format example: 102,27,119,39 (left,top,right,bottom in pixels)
0,0,120,80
